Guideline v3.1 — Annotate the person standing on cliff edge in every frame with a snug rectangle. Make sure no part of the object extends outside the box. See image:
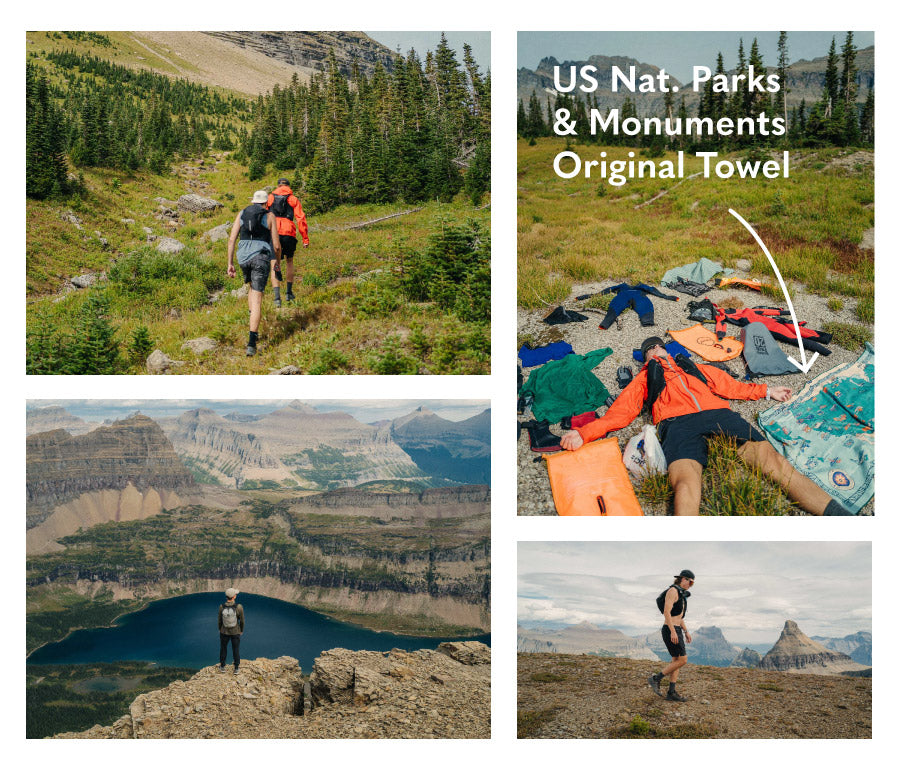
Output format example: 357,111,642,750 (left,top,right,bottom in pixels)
648,570,694,701
218,588,245,674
